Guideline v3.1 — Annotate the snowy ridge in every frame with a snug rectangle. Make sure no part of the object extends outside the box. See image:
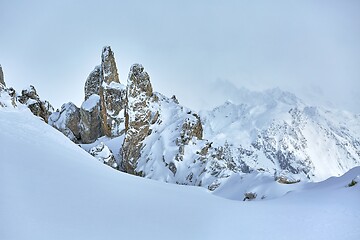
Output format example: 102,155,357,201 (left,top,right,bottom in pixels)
201,89,360,182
